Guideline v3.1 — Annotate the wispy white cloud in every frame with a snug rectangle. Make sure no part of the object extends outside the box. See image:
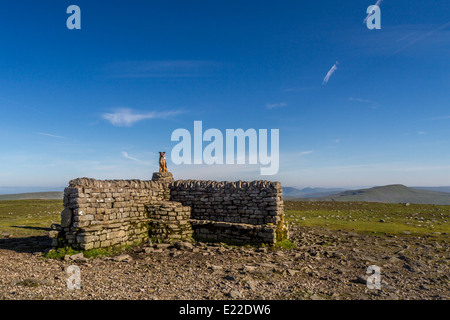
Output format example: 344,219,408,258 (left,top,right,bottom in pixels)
393,21,450,55
322,61,339,85
417,131,427,135
122,151,141,162
102,108,182,127
348,97,371,103
1,96,40,113
107,60,220,79
299,150,314,155
340,23,450,58
121,151,155,166
266,102,287,109
282,86,317,92
348,97,378,109
424,115,450,121
37,132,67,139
